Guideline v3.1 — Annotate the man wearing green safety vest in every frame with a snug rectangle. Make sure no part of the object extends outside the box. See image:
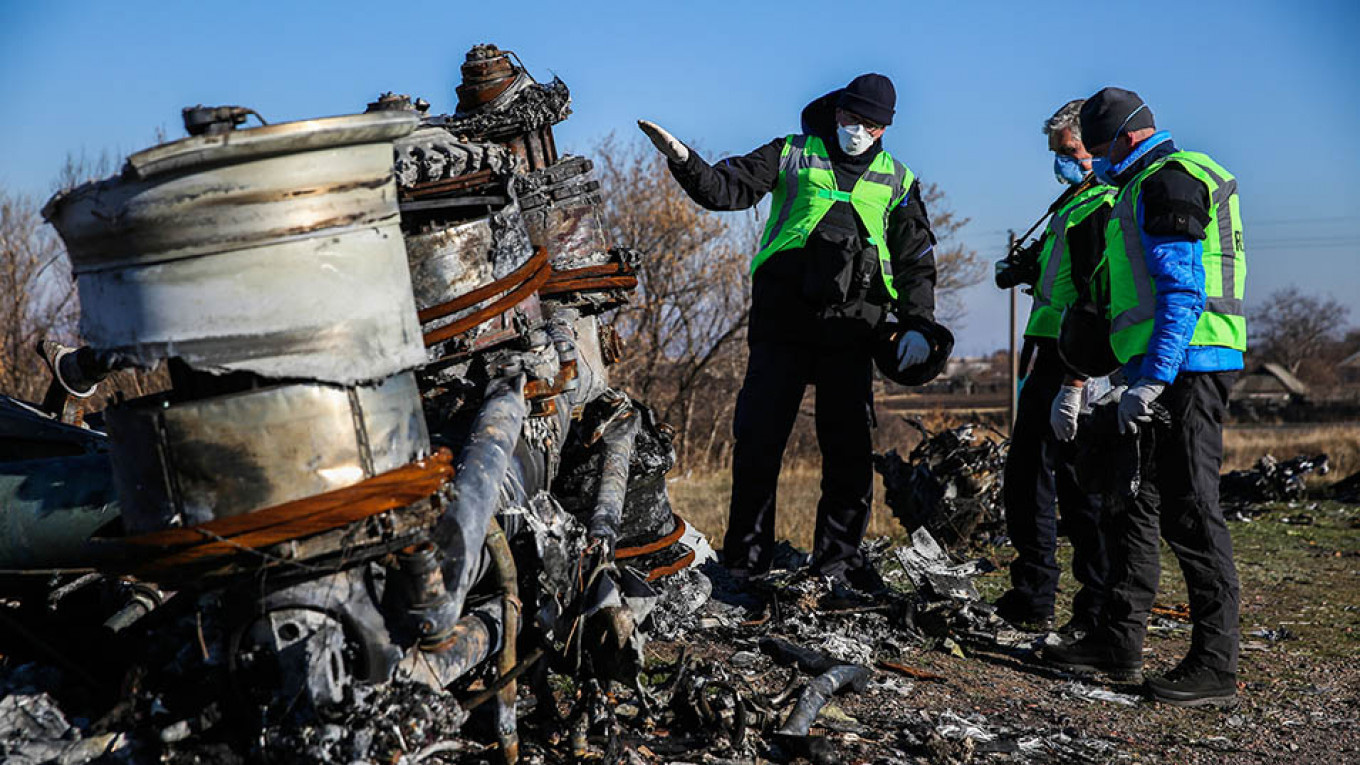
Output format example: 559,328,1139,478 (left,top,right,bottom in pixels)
636,74,941,588
991,100,1115,637
1042,88,1246,709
